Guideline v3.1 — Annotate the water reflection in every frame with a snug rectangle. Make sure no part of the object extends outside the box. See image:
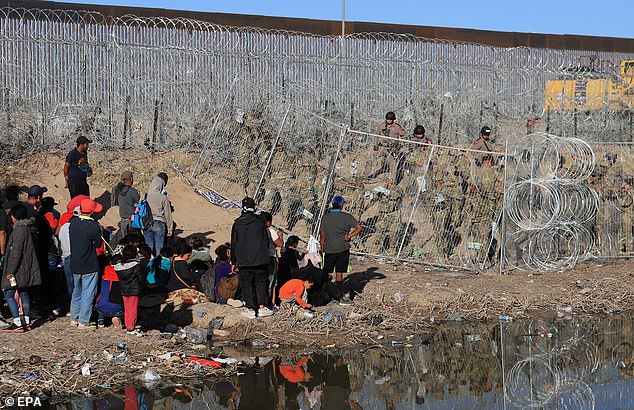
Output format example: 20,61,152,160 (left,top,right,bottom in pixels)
60,316,633,409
